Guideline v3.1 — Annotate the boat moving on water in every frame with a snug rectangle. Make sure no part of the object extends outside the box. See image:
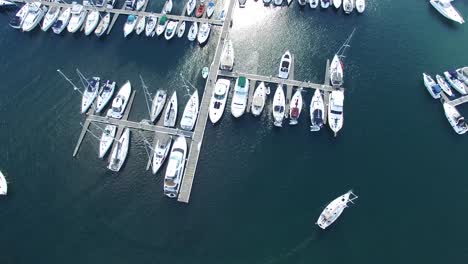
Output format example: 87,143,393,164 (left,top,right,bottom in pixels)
278,51,292,79
423,73,442,99
108,128,130,172
96,80,116,113
289,89,303,125
251,82,267,117
328,90,344,136
164,91,178,127
209,79,231,124
310,89,324,131
231,76,249,118
52,7,71,34
180,90,199,131
316,190,358,229
164,136,187,198
430,0,464,24
152,136,172,174
107,81,132,119
436,74,454,97
272,85,286,127
81,77,100,114
150,90,167,123
99,125,116,158
443,103,468,134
